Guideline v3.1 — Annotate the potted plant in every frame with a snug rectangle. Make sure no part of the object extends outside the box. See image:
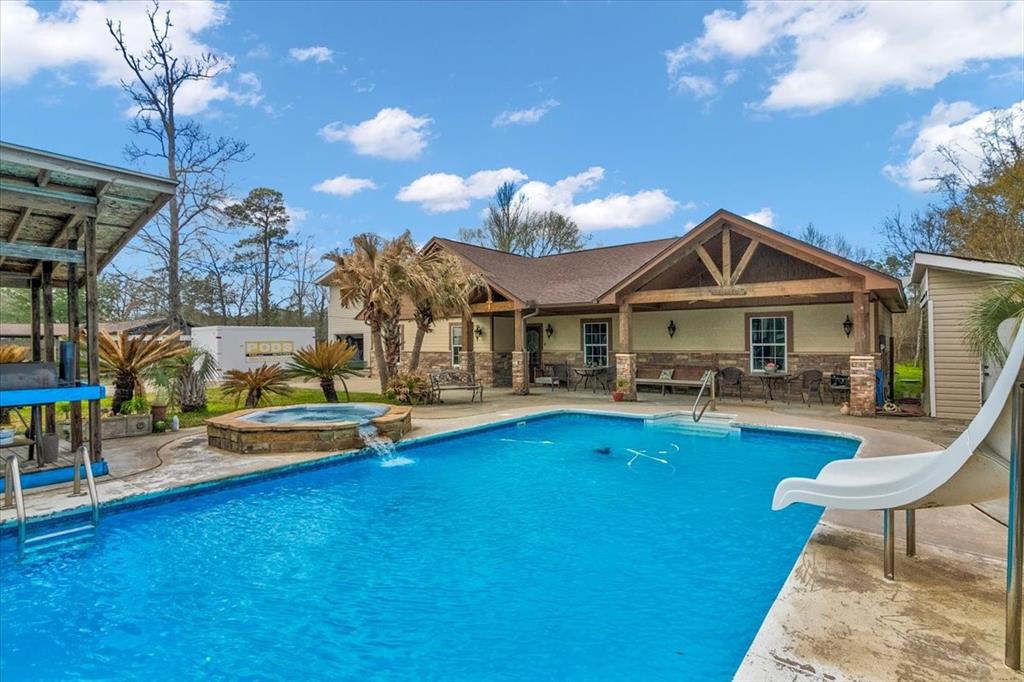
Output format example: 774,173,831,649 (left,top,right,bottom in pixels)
763,361,778,374
612,378,630,402
150,387,170,422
